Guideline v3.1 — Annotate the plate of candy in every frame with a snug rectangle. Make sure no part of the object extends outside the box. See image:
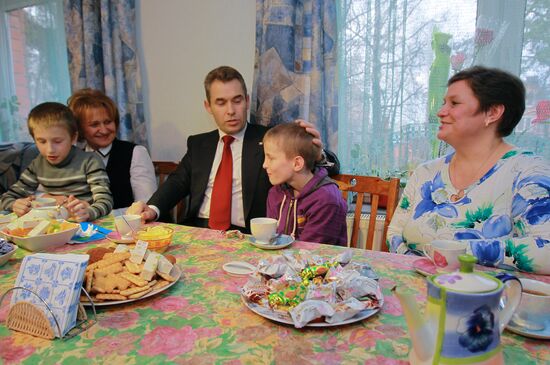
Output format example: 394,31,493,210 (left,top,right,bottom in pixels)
241,249,383,328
